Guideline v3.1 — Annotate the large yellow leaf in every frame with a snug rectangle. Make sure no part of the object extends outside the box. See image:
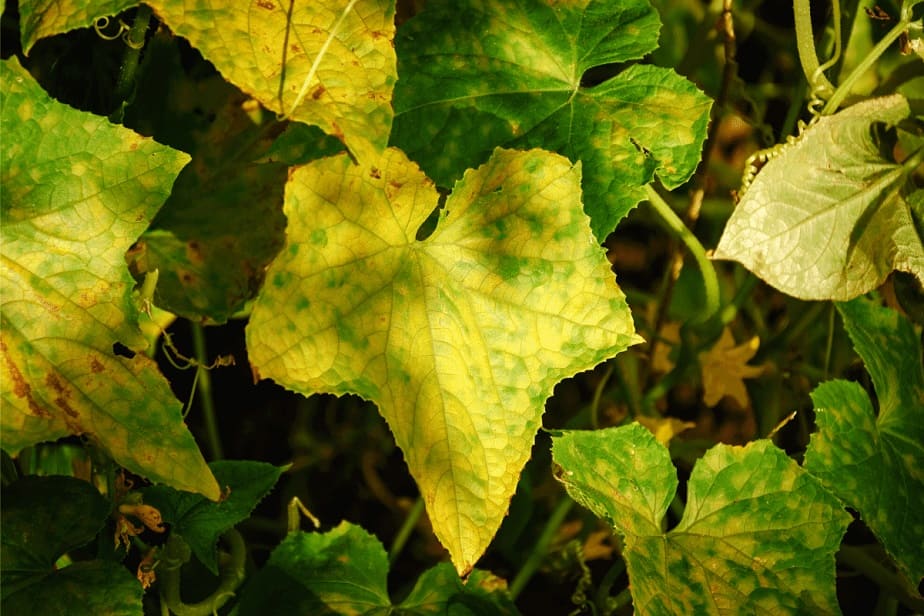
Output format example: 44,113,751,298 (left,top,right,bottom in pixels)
246,147,641,574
